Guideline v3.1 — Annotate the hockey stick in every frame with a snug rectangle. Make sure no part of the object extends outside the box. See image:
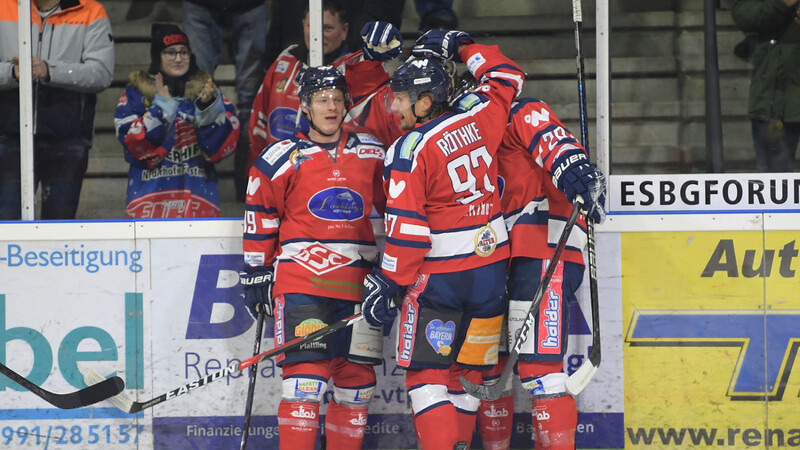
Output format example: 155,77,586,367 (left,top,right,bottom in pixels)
459,199,583,400
85,313,364,414
565,0,601,395
0,362,124,409
565,218,600,394
240,309,265,450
